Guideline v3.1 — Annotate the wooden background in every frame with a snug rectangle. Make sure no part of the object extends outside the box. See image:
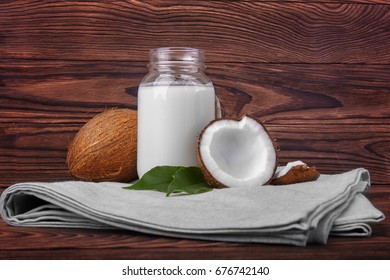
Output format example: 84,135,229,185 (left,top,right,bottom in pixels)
0,0,389,259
